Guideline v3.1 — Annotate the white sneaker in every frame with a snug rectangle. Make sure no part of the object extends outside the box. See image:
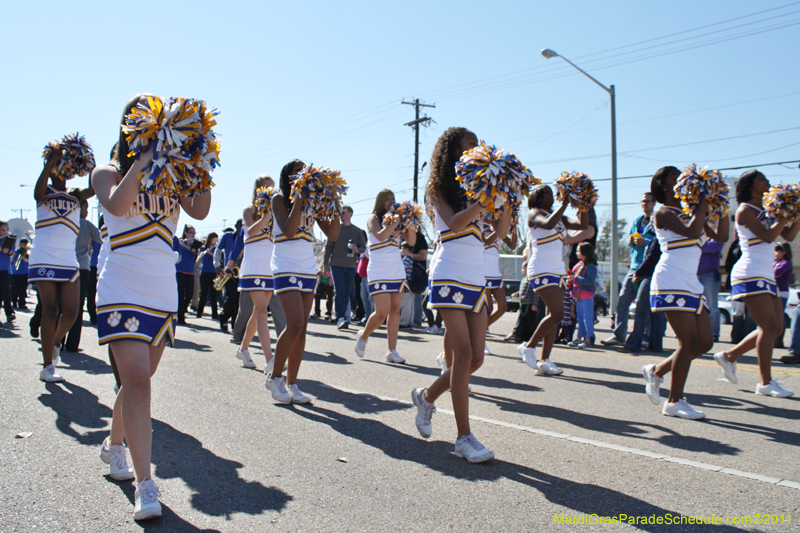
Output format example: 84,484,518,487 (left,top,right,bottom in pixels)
265,374,292,404
288,383,312,404
337,317,348,330
484,345,491,355
133,479,162,520
39,365,64,383
537,359,563,376
756,380,794,398
454,433,495,463
642,364,663,405
386,350,406,364
713,351,738,384
436,352,447,375
411,388,435,438
600,336,622,346
424,325,441,334
235,348,256,369
662,398,705,420
265,358,274,375
99,437,135,481
52,344,61,367
354,331,367,358
567,339,581,347
518,343,537,369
